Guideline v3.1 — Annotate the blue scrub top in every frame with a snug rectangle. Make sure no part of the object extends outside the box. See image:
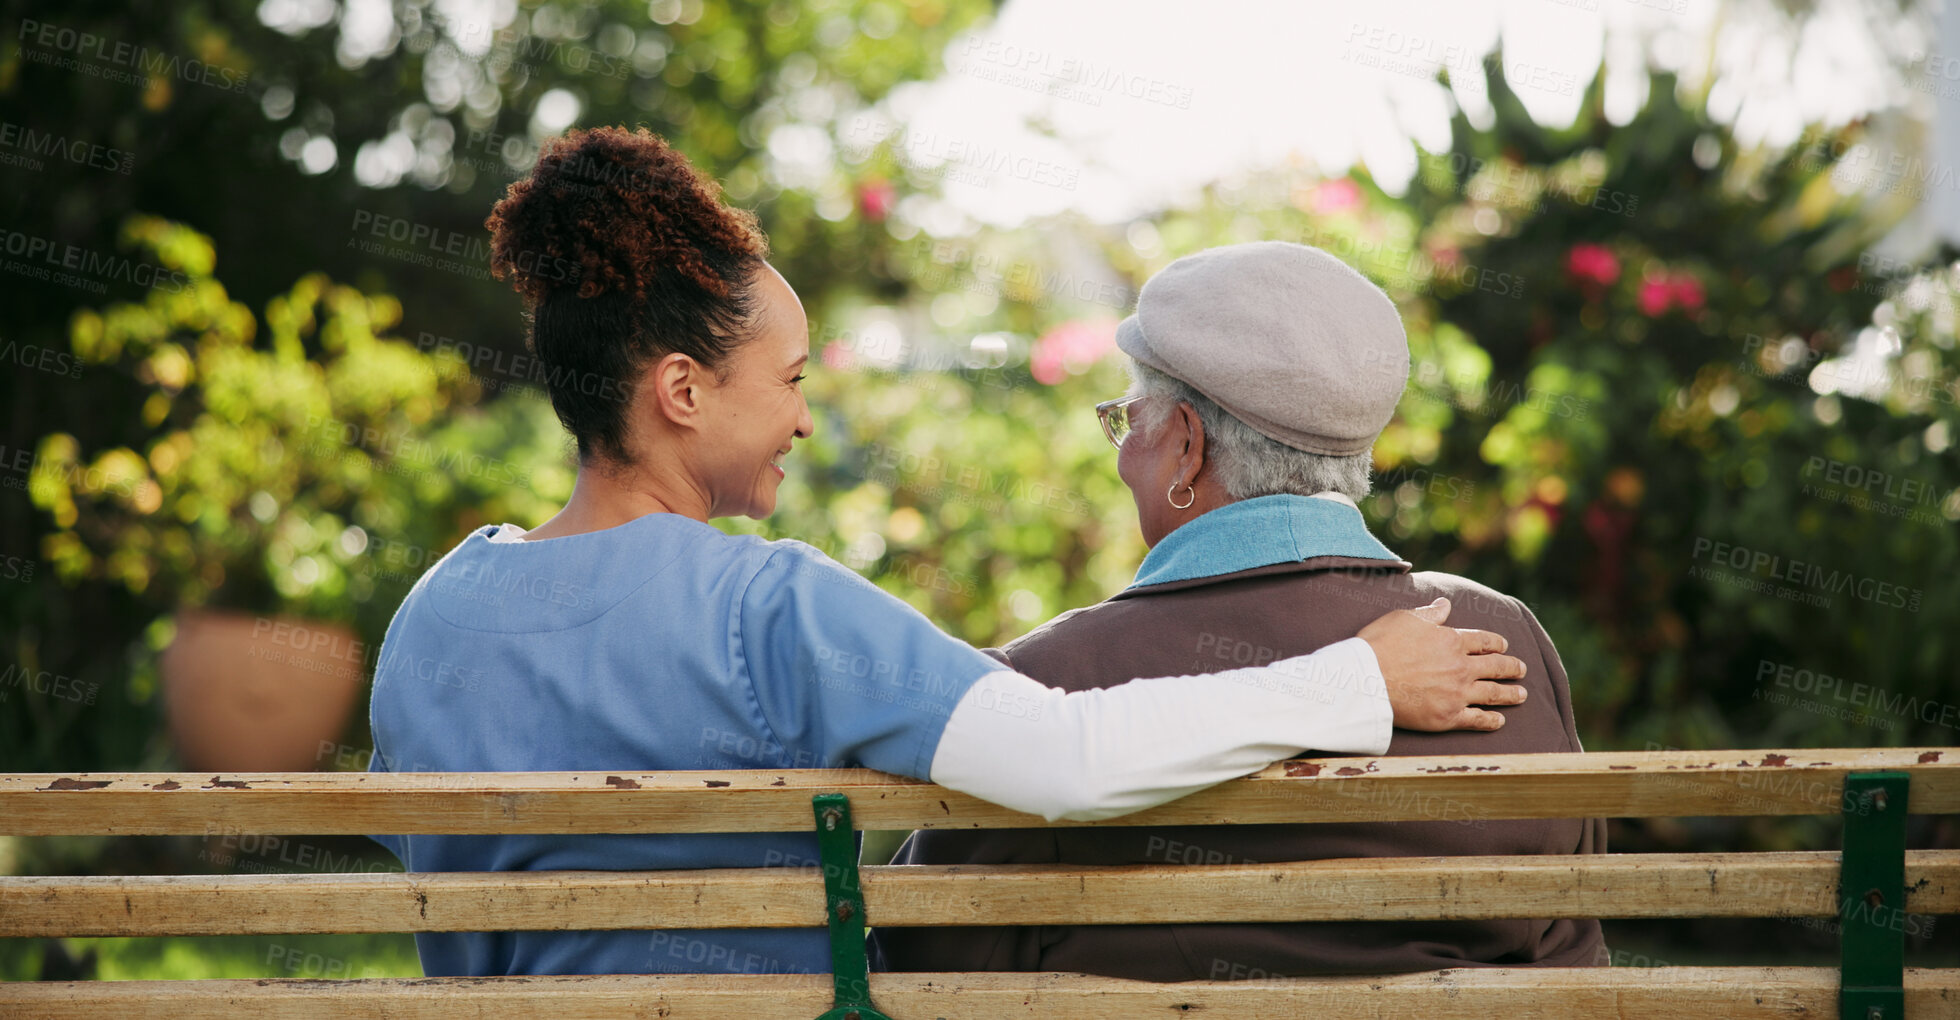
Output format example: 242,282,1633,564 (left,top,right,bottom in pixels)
365,512,1002,977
